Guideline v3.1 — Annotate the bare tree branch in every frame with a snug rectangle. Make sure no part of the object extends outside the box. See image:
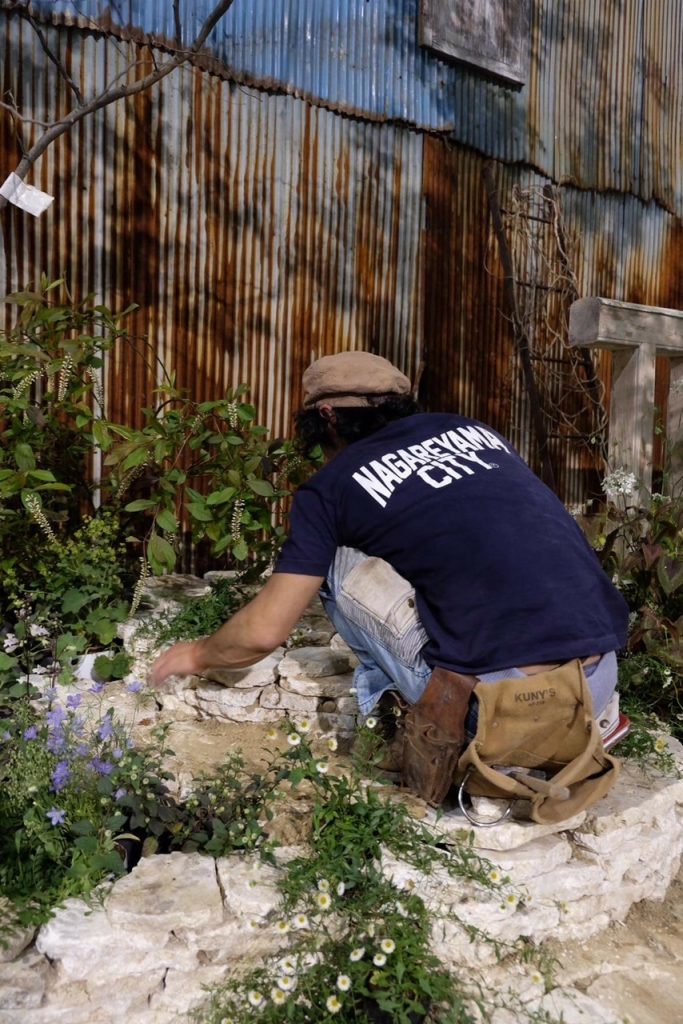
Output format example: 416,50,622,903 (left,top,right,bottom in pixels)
26,11,84,104
0,99,54,128
0,0,238,208
172,0,183,48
